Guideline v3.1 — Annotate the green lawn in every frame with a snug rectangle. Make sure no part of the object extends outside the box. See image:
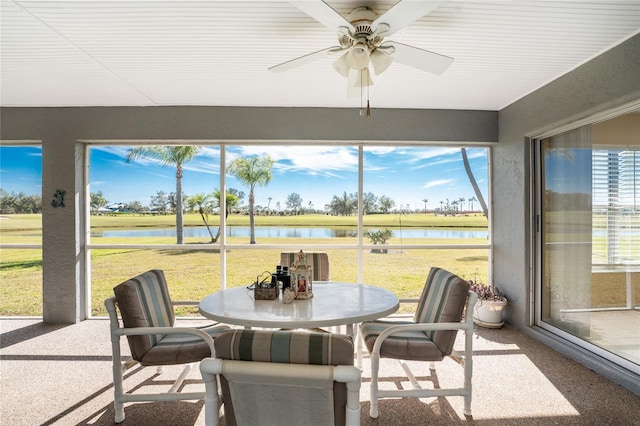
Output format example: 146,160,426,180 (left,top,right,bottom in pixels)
5,212,637,317
1,213,490,316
